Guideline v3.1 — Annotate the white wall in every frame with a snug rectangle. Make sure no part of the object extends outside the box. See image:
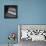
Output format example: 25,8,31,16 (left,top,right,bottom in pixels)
0,44,18,46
